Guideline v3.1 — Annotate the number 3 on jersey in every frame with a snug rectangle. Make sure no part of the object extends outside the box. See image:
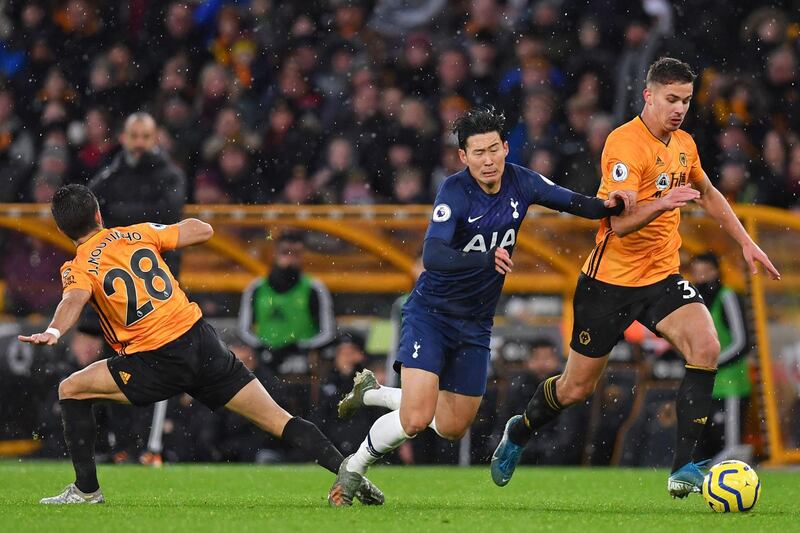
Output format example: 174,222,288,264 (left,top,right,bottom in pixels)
103,248,174,326
678,279,697,299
